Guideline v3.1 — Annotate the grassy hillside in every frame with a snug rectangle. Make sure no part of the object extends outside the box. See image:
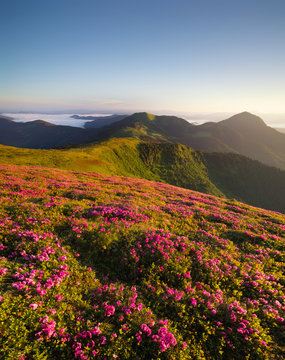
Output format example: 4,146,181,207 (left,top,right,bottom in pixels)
91,112,194,142
2,111,285,170
0,164,284,359
203,152,285,213
0,139,150,176
1,140,285,213
90,112,285,170
0,140,222,197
